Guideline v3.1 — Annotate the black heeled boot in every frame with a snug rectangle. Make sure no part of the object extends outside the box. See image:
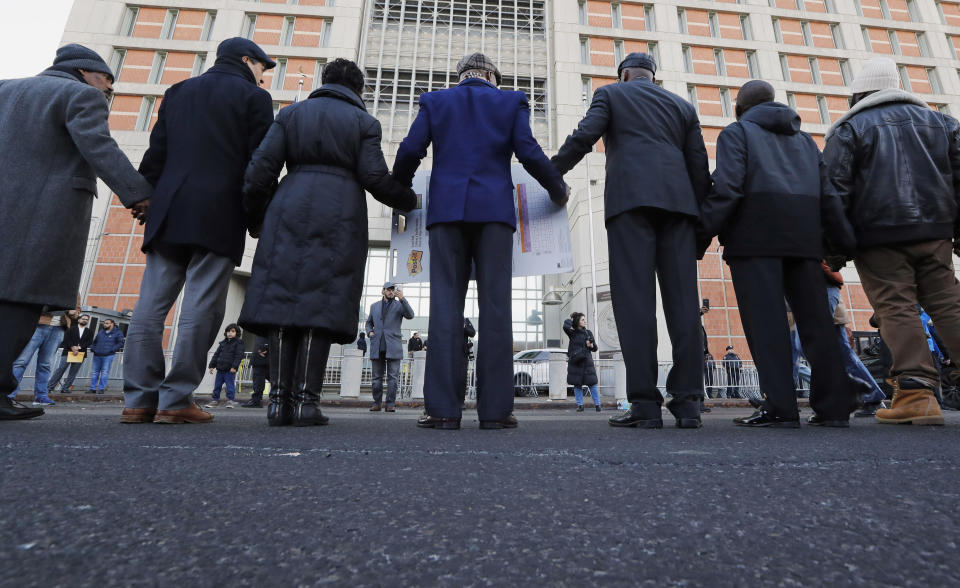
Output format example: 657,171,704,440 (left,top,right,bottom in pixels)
292,330,330,427
268,329,296,426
